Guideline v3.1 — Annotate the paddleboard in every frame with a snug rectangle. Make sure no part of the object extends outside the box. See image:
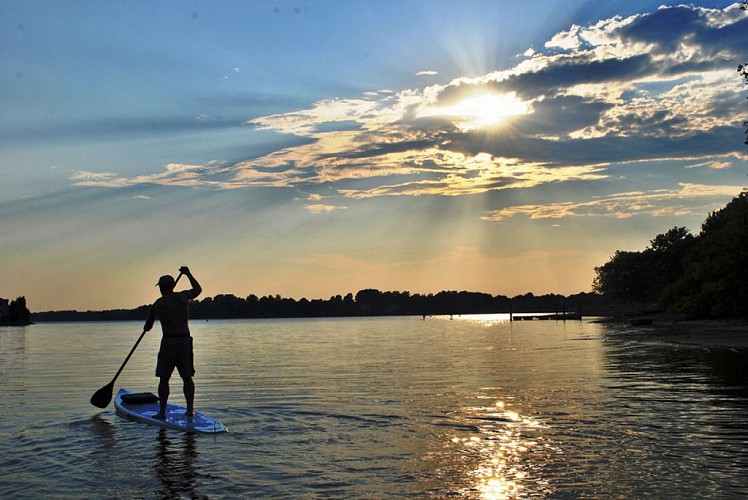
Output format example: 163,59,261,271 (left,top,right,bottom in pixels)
114,389,228,434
